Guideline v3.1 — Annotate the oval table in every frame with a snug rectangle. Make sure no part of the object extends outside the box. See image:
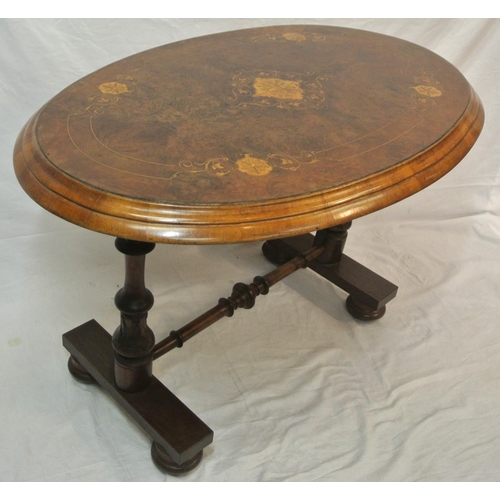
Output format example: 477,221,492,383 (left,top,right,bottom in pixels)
14,25,484,475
